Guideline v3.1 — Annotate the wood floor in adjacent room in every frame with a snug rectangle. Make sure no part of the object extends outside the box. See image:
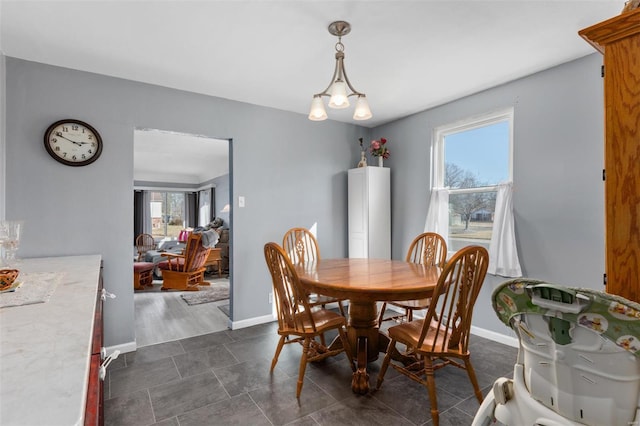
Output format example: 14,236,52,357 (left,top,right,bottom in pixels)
134,275,231,347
